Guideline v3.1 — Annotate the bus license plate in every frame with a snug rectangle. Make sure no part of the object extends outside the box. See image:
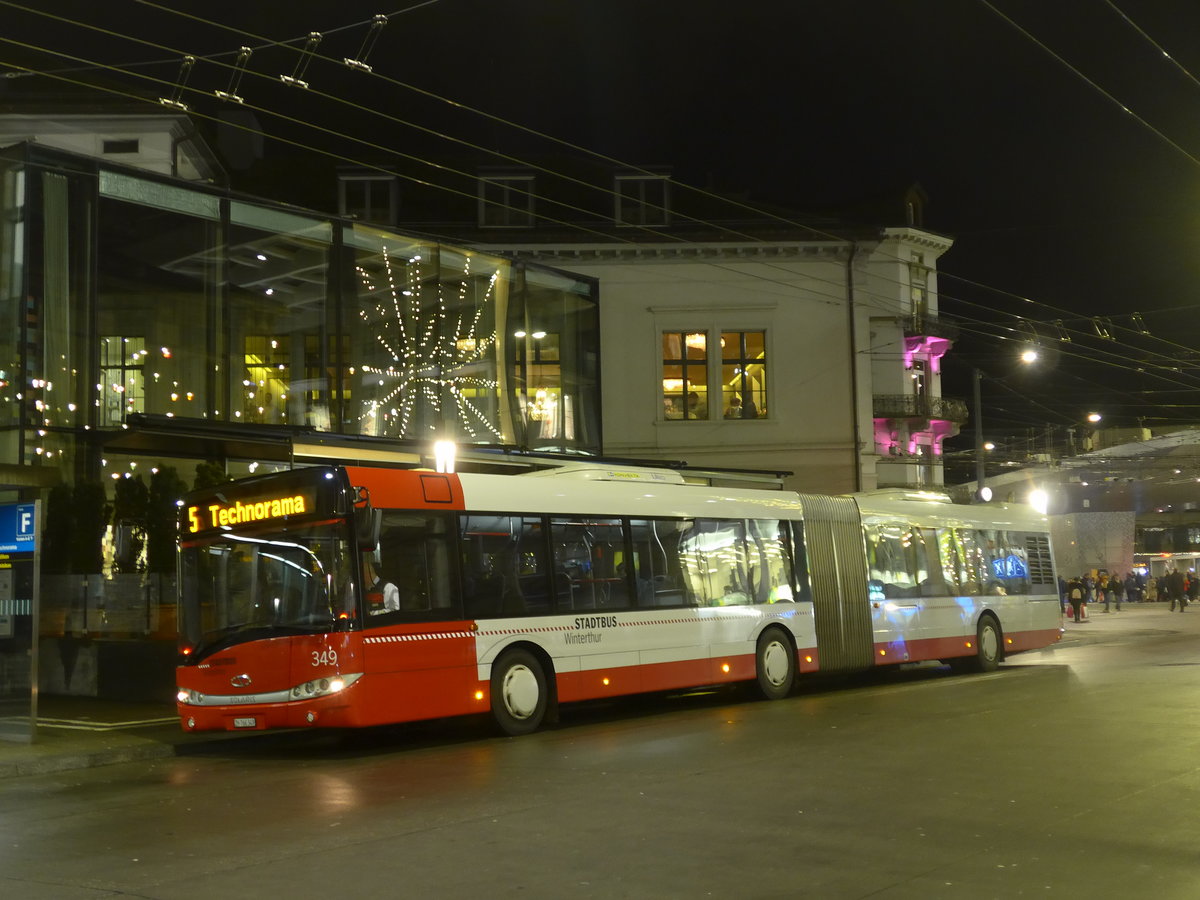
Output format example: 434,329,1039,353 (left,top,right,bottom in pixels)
233,717,257,729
